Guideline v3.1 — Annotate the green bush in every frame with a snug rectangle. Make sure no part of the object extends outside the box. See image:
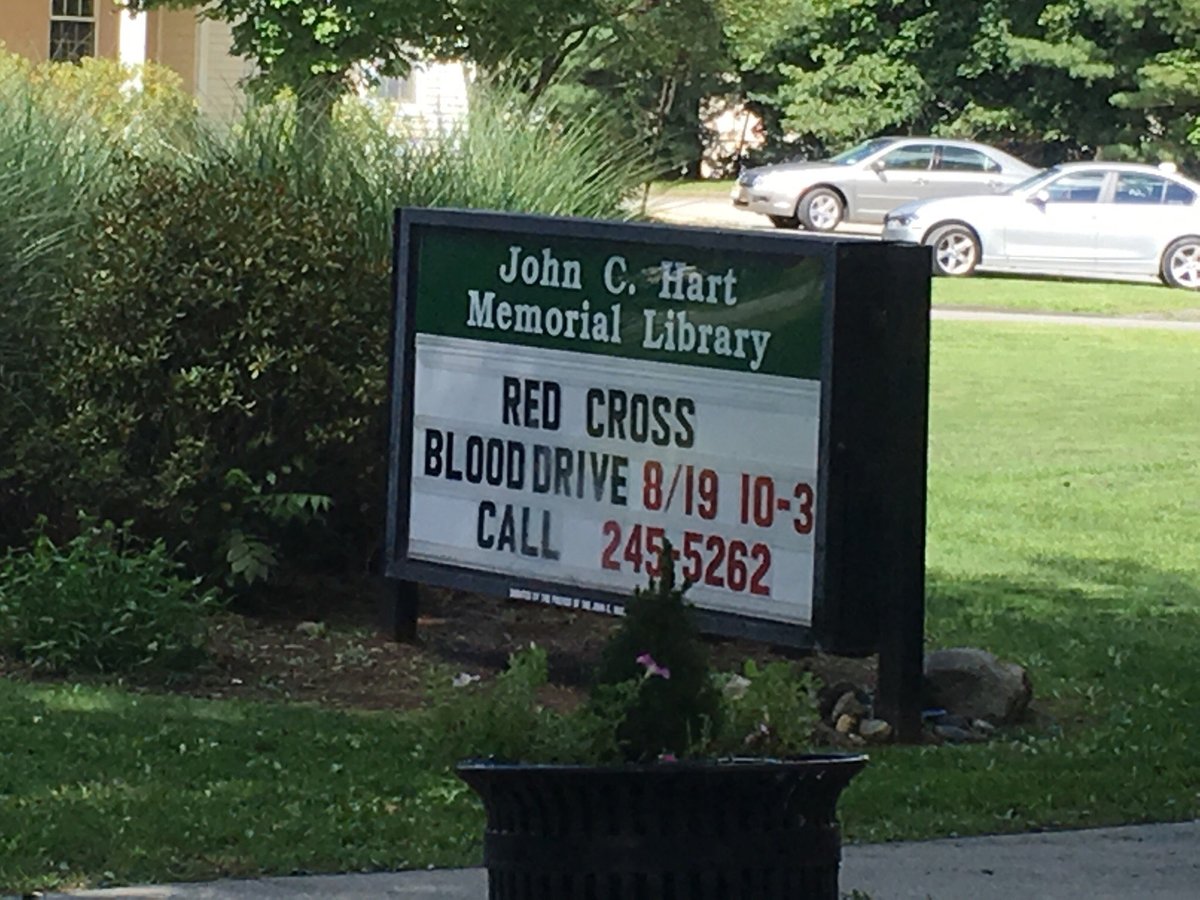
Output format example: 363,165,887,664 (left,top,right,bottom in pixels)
591,548,724,761
48,158,388,578
0,518,220,673
709,660,820,757
0,50,196,548
419,645,610,765
3,51,649,586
